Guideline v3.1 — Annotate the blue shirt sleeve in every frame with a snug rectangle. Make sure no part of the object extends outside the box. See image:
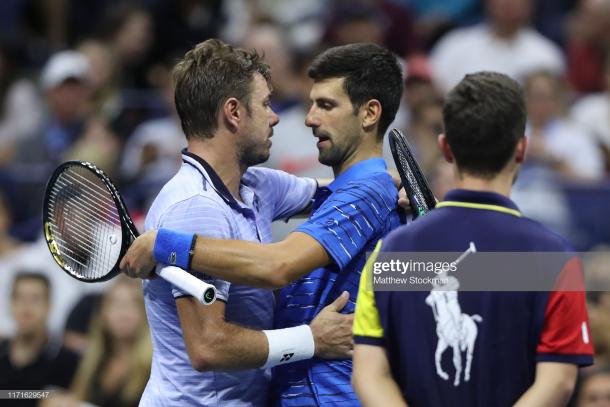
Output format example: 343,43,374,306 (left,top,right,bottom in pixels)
154,195,235,301
243,167,316,221
296,176,397,269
